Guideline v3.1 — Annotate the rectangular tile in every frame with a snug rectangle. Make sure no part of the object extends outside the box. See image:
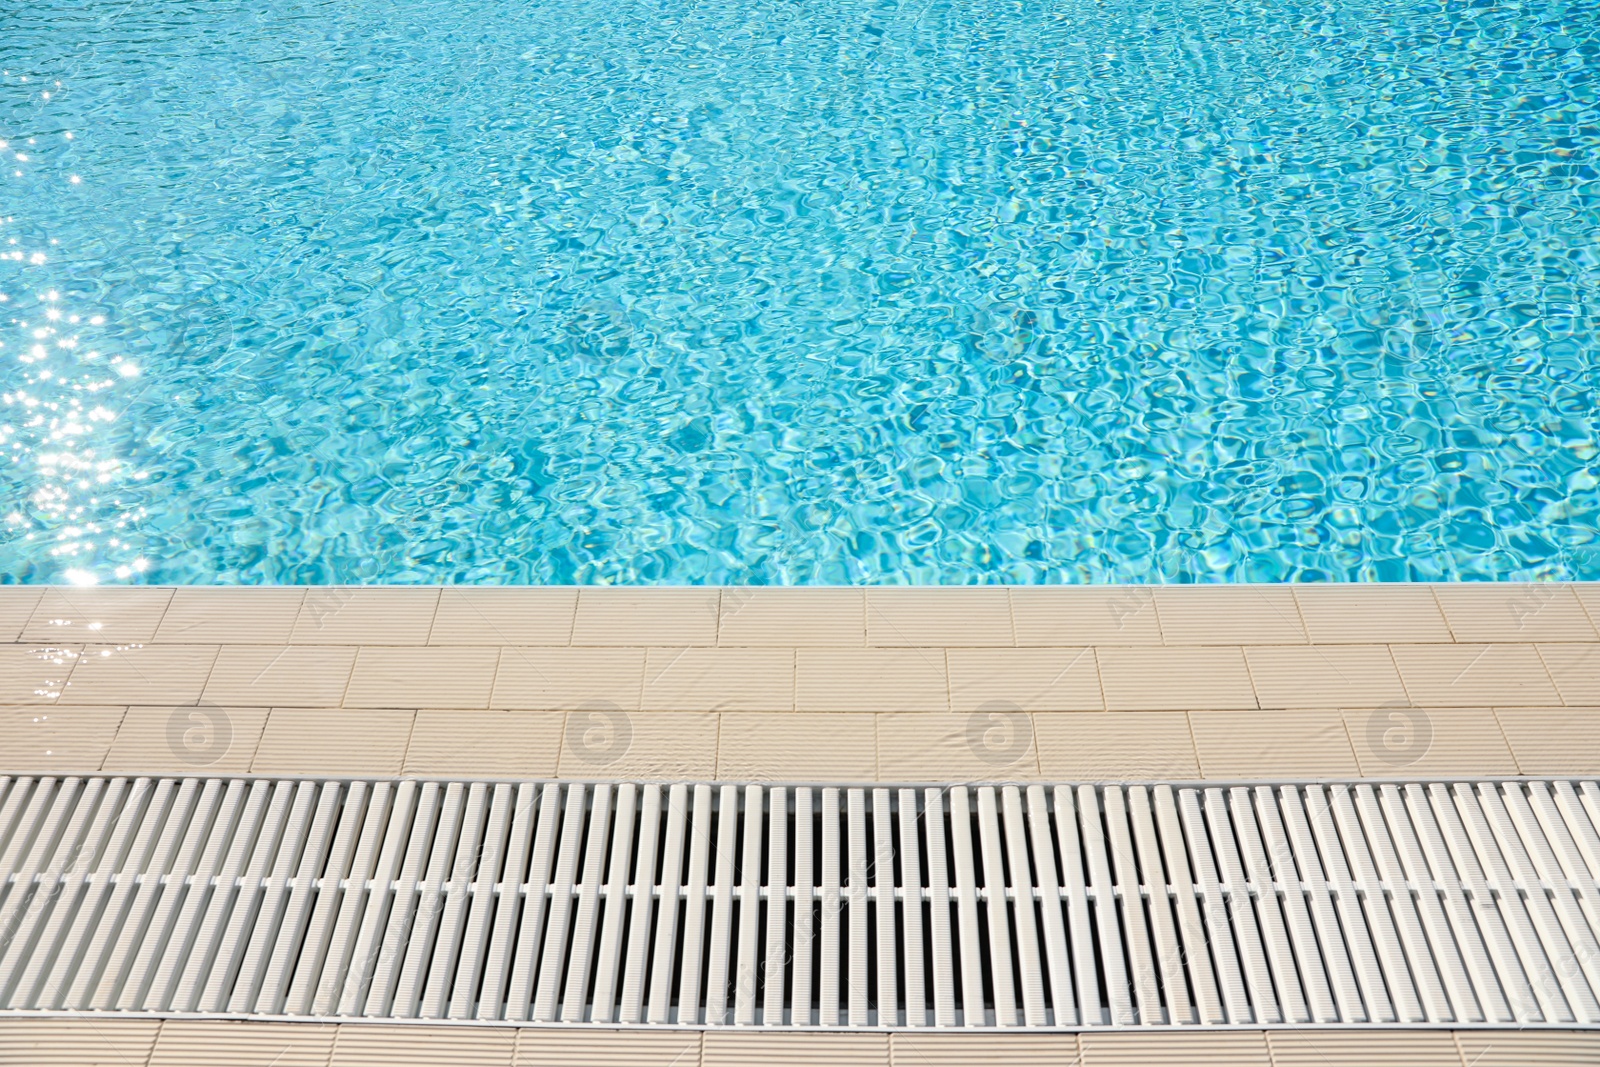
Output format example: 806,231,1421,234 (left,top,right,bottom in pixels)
1455,1030,1600,1067
153,587,306,644
947,648,1102,711
1292,584,1453,644
1267,1030,1462,1067
1435,582,1599,642
430,587,577,646
0,587,43,641
151,1021,337,1067
0,644,79,704
704,1032,889,1067
717,587,865,647
1034,711,1200,779
491,647,645,710
892,1033,1079,1066
202,646,357,707
1080,1031,1271,1066
251,707,414,775
572,587,719,646
866,588,1013,646
344,646,499,708
877,711,1038,781
1155,585,1306,645
558,710,716,780
0,705,123,771
330,1025,516,1067
1390,643,1560,707
796,649,948,712
404,709,564,777
1537,643,1600,705
290,587,440,645
516,1029,702,1067
22,586,174,644
718,711,876,780
62,644,218,706
0,1018,162,1066
1097,646,1256,711
1010,586,1163,646
642,647,793,711
1189,708,1359,778
1495,707,1600,775
1344,706,1516,776
1244,645,1406,709
104,705,268,774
